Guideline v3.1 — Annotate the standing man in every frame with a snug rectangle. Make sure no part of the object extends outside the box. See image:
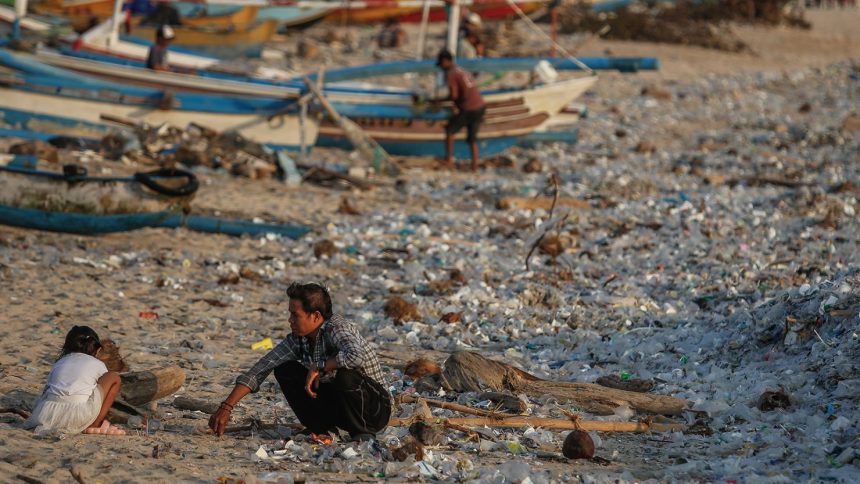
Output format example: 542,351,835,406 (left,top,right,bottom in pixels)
435,49,486,172
209,283,391,441
146,25,174,71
